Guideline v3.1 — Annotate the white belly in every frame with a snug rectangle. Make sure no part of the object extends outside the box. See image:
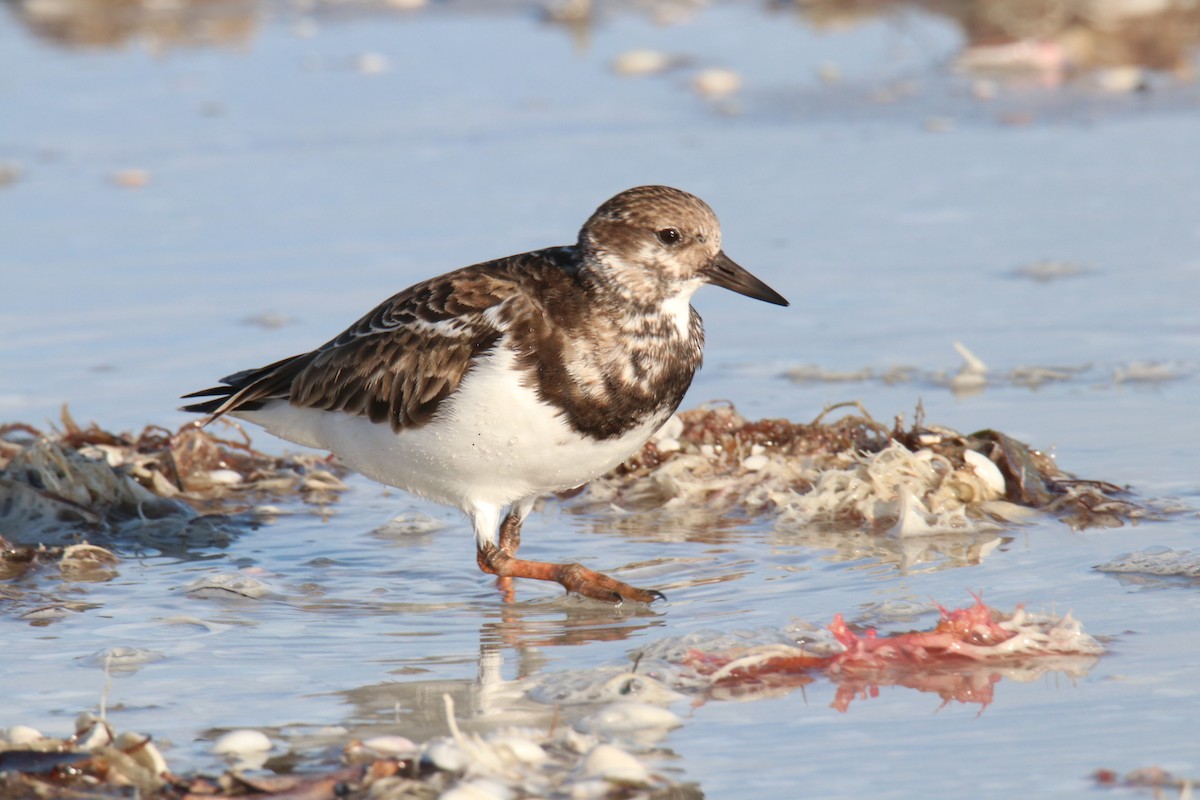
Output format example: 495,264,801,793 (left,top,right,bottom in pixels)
232,347,667,512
